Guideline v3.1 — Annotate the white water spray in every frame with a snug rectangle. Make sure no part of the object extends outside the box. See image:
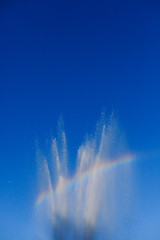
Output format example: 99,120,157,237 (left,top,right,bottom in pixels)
35,116,134,240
